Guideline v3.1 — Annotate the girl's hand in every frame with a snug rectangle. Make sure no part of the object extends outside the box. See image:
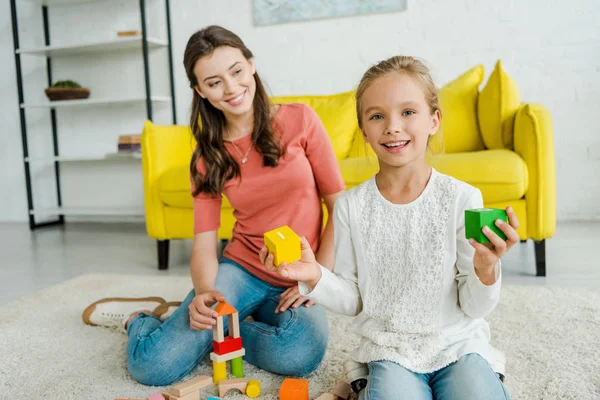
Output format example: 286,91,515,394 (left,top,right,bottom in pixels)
188,290,225,331
267,236,322,287
276,286,314,314
469,206,520,284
